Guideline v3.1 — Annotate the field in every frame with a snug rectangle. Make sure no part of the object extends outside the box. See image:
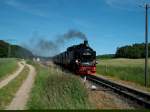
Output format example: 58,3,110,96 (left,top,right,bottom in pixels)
0,58,18,80
0,66,29,109
27,61,92,109
96,58,150,87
